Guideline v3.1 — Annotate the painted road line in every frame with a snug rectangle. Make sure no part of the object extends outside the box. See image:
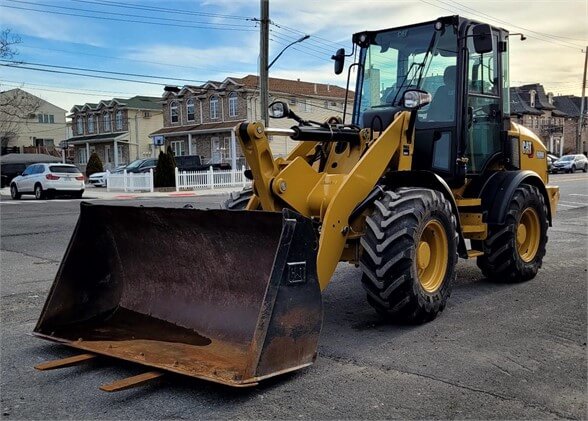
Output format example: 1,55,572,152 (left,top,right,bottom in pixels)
555,177,588,182
569,194,588,197
559,201,588,206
